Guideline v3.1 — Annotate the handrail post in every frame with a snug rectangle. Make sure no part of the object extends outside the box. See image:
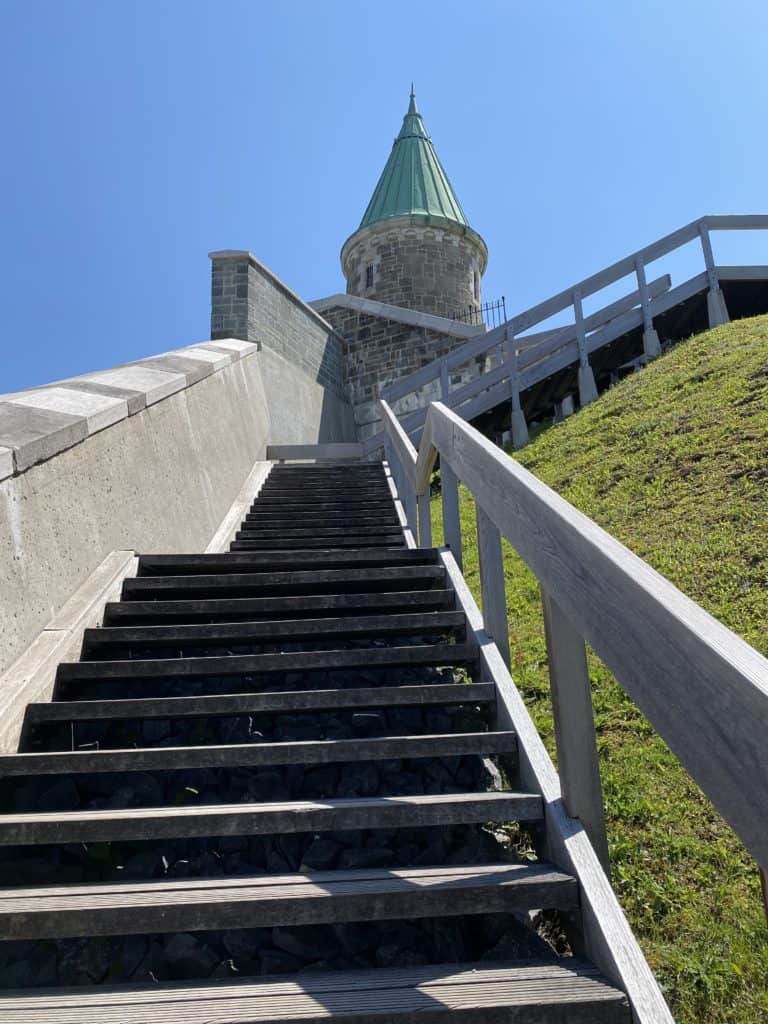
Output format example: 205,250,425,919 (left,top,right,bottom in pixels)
634,256,662,359
505,330,529,449
476,505,510,667
573,288,598,406
385,438,417,538
439,359,450,404
541,586,610,876
699,221,730,327
417,491,432,548
440,458,462,569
